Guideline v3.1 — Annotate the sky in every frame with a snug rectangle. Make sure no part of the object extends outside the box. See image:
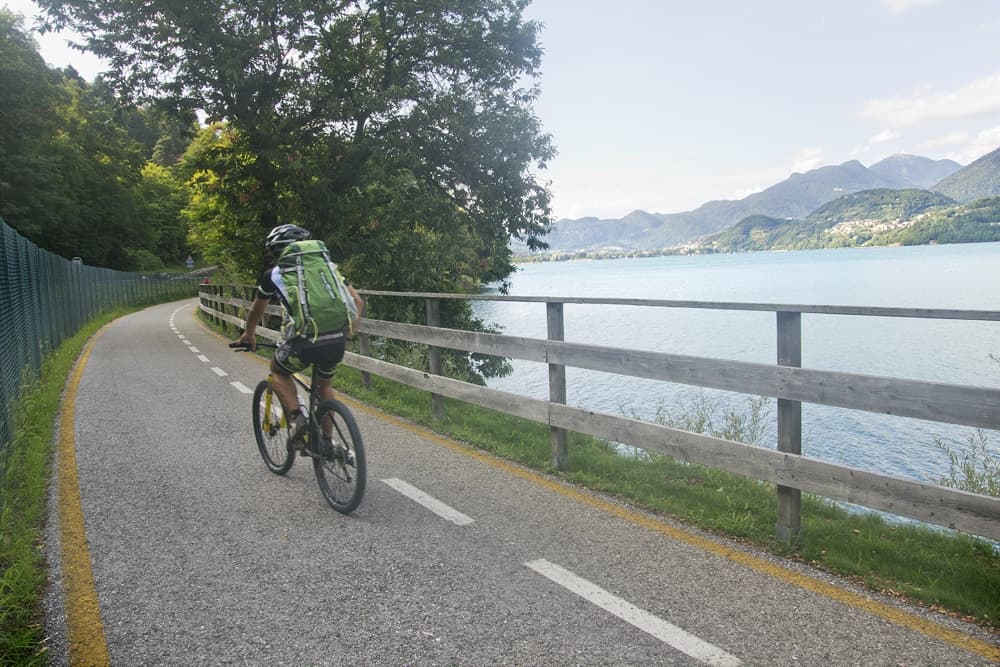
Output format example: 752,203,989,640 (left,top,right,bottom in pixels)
5,0,1000,221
